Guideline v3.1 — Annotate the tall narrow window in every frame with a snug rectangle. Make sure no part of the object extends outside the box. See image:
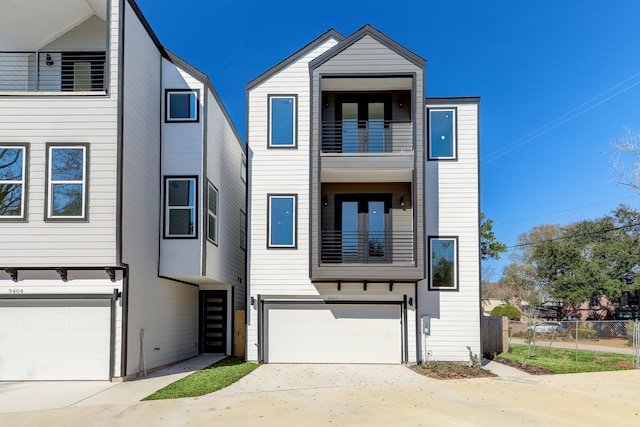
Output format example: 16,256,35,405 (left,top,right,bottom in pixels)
268,95,297,147
240,210,247,250
268,194,296,248
46,144,87,220
207,182,219,244
0,145,27,219
428,108,456,160
166,90,199,122
165,177,197,238
241,157,247,183
429,237,458,290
